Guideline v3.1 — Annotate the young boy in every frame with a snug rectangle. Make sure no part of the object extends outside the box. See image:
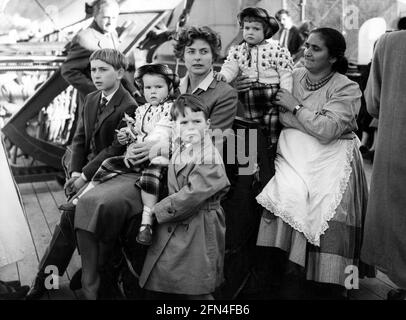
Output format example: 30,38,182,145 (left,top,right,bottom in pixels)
139,94,230,299
217,7,293,149
63,48,137,203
